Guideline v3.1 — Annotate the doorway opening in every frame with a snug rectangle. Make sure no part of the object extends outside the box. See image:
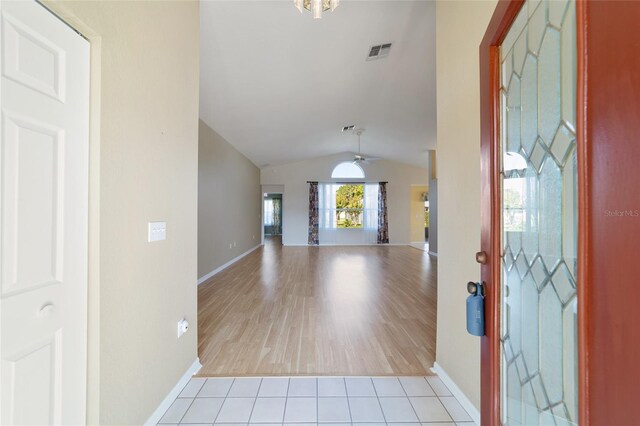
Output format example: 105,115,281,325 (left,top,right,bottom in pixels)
410,184,429,252
191,0,456,422
263,192,283,244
